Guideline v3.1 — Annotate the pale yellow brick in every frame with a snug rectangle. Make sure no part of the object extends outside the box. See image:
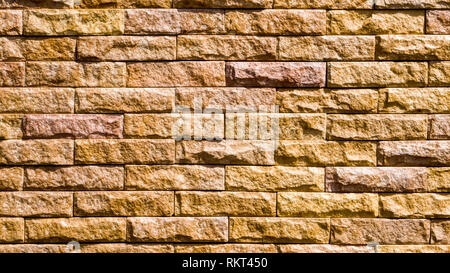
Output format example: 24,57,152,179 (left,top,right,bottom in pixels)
0,218,23,243
379,88,450,113
0,167,23,191
430,61,450,86
0,140,74,165
380,193,450,218
0,192,72,217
